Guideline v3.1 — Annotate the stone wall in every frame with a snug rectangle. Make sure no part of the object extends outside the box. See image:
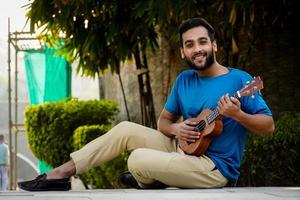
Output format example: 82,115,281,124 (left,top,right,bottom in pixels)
101,34,185,124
